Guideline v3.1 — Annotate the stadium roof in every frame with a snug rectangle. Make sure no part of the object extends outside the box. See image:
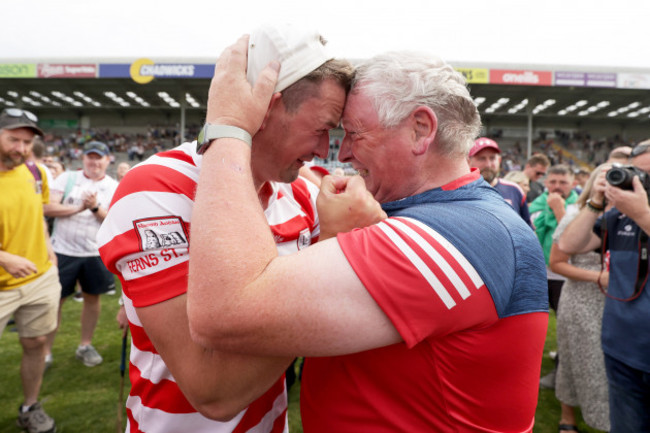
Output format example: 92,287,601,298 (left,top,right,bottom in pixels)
1,59,650,130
